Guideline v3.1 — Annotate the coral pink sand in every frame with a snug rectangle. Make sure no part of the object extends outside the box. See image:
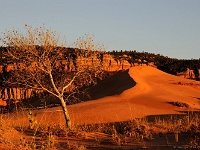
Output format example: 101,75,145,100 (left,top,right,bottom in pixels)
44,66,200,125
